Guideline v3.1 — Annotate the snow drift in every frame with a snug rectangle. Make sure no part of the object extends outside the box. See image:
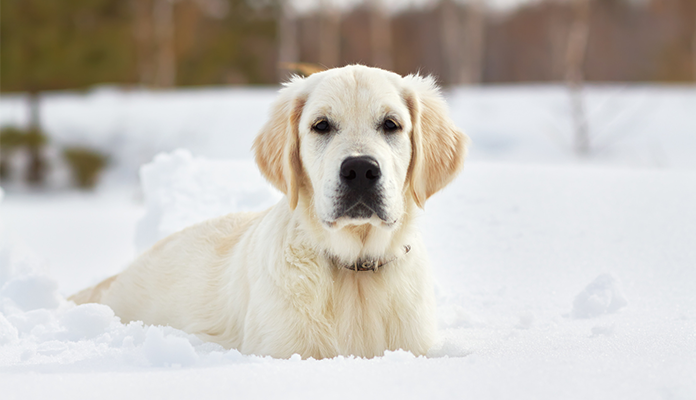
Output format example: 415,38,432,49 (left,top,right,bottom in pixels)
135,149,281,252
